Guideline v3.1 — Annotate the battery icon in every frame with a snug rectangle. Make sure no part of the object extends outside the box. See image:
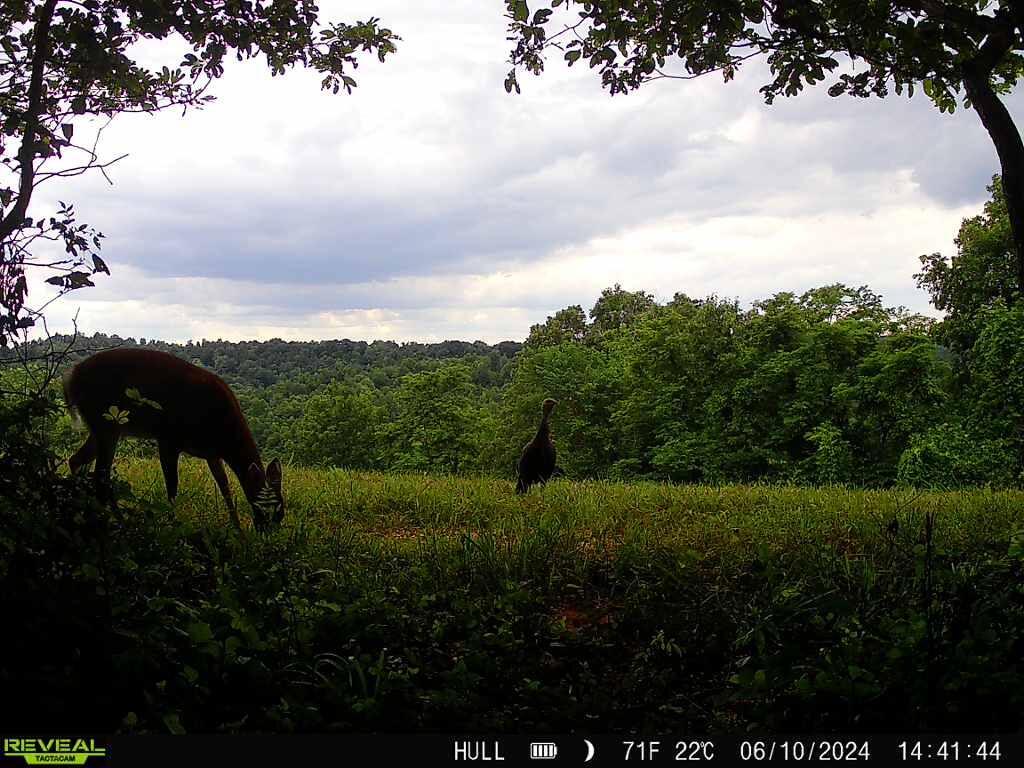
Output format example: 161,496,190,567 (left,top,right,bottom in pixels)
530,742,558,759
